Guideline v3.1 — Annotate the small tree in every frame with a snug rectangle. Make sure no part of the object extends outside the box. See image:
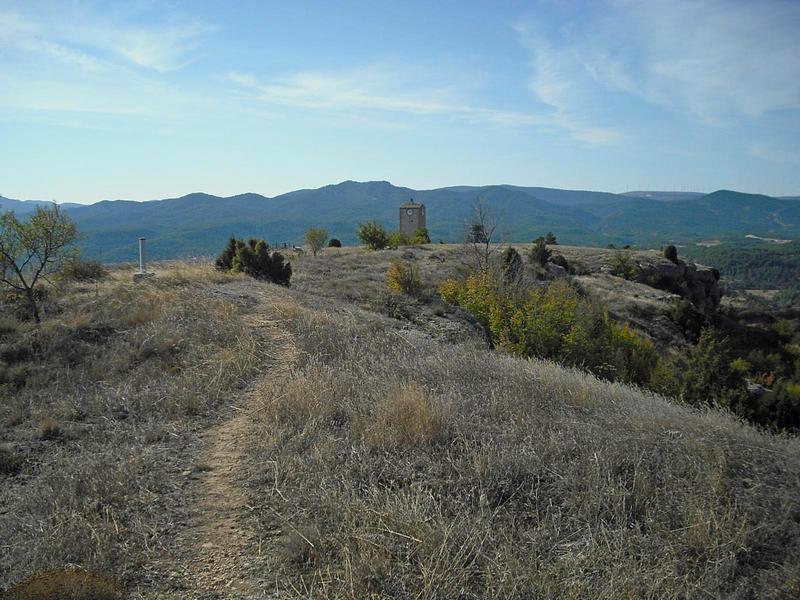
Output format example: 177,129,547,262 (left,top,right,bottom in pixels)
304,227,328,257
464,200,500,273
0,205,78,322
358,222,390,250
529,239,551,267
544,232,558,245
328,238,342,248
